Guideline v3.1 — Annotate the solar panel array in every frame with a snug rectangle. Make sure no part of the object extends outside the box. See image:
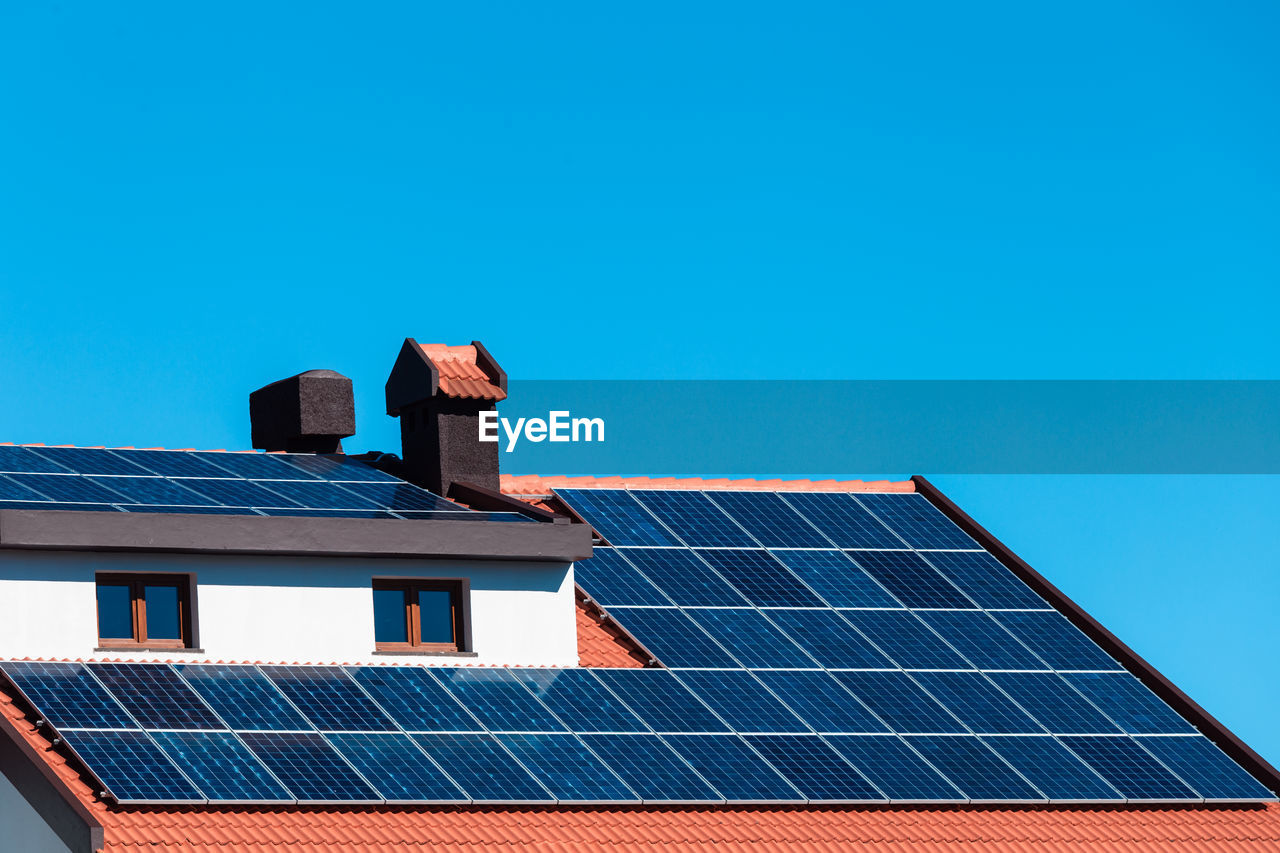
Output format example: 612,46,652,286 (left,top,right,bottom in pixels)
0,445,527,521
559,488,1275,803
